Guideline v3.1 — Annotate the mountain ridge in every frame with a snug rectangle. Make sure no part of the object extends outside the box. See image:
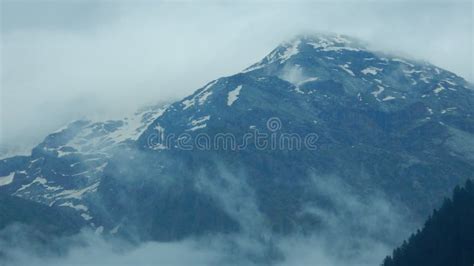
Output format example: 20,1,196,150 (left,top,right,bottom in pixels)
1,33,473,242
